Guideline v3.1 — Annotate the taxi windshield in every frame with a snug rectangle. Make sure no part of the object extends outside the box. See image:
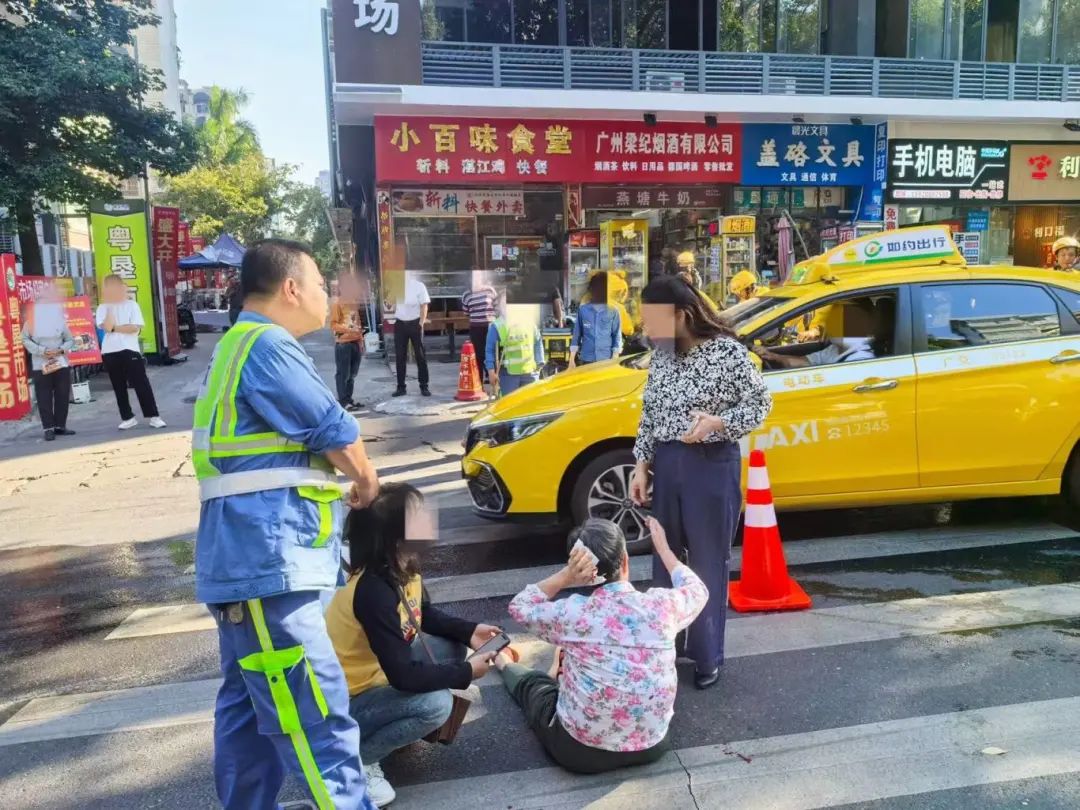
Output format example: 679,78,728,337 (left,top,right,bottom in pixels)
721,296,793,333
